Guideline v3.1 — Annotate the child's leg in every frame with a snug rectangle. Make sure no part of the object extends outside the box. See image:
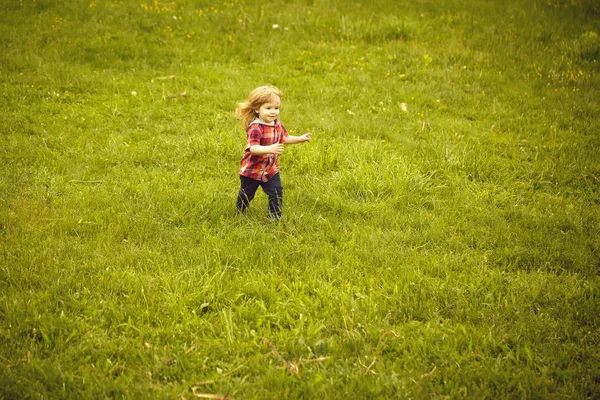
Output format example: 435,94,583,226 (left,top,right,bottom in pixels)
262,173,283,219
236,176,260,213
